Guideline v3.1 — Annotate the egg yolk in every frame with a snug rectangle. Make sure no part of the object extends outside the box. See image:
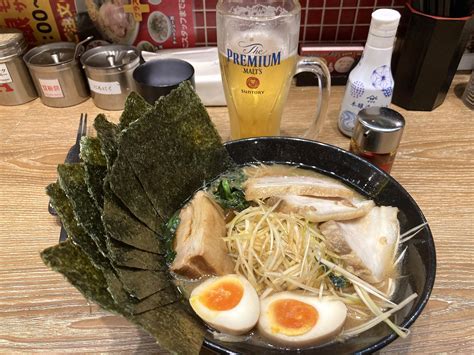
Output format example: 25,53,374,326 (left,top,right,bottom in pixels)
199,279,244,311
269,299,318,336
